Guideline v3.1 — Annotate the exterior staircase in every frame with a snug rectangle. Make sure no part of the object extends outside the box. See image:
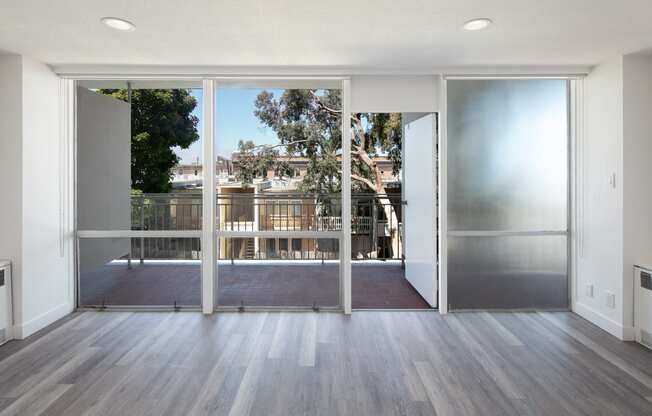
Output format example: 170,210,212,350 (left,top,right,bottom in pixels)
245,238,256,259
